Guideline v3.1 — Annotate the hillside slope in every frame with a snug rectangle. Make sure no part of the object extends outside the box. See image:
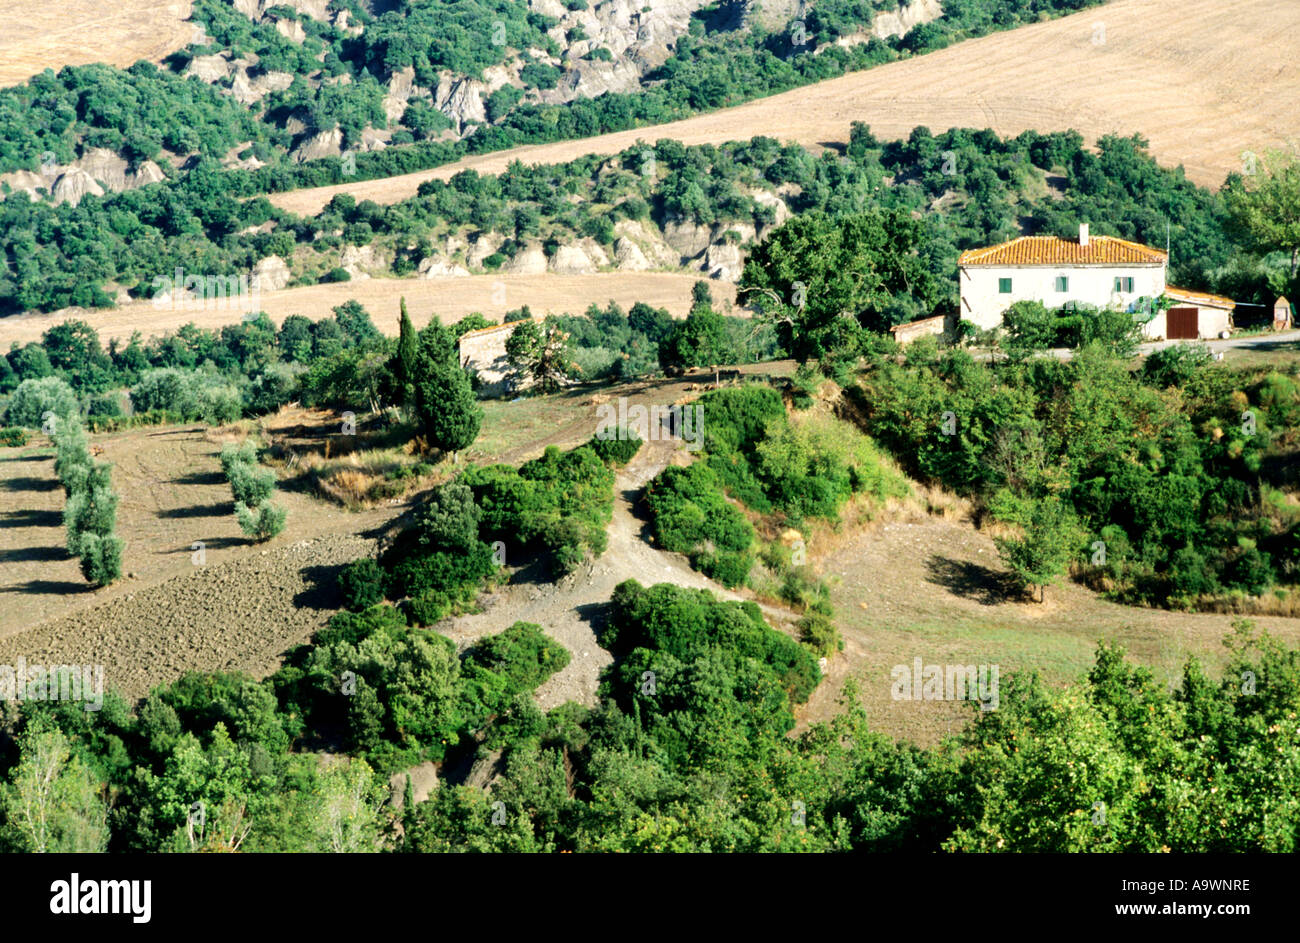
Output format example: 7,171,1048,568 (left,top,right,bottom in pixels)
270,0,1300,216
